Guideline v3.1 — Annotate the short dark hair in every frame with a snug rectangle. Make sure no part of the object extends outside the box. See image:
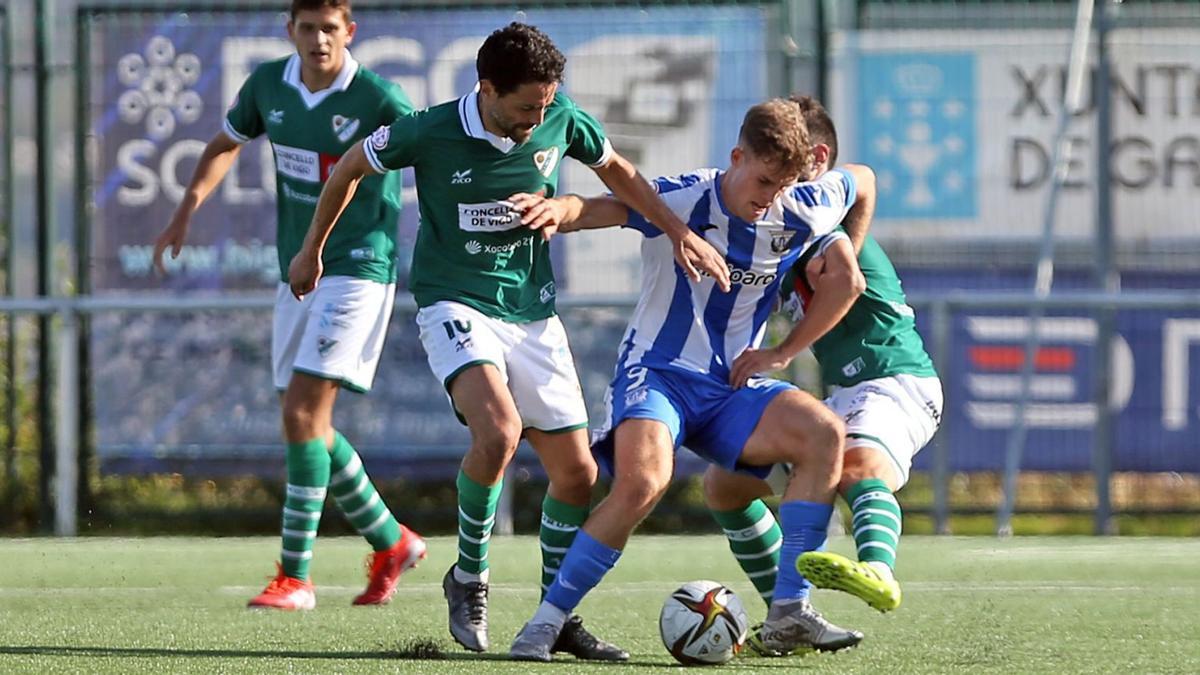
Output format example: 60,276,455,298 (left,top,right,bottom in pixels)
738,99,811,177
790,94,838,167
290,0,351,22
476,22,566,96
